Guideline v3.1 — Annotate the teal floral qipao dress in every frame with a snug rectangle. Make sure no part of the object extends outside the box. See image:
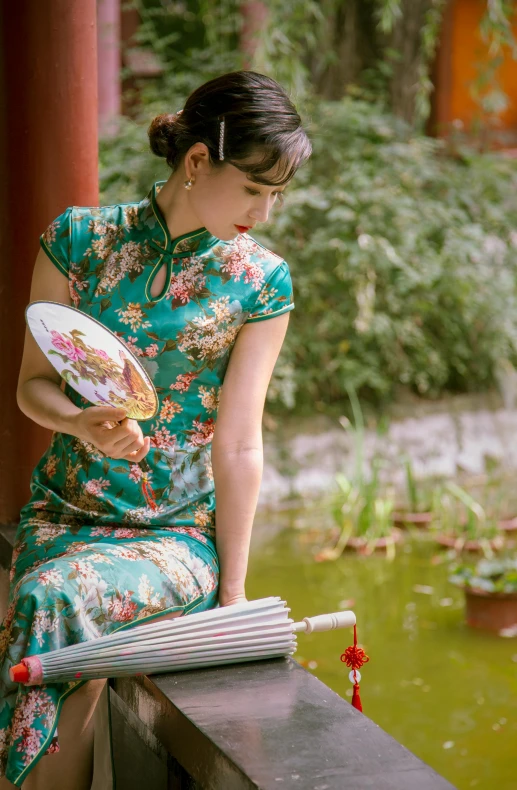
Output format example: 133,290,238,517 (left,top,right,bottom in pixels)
0,180,294,786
